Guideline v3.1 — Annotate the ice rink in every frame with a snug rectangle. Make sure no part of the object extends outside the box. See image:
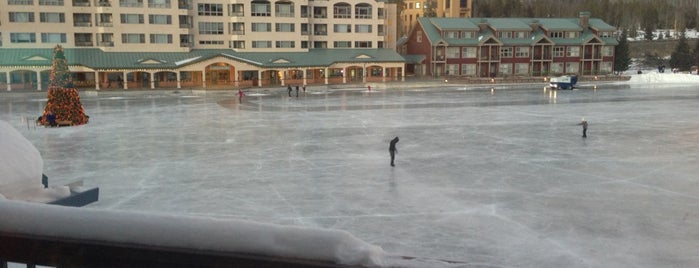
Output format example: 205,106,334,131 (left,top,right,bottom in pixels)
3,81,699,267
